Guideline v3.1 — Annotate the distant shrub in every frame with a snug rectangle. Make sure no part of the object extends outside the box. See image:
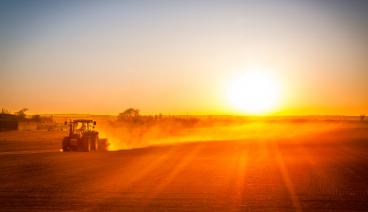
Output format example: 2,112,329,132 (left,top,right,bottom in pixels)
118,108,140,121
15,108,28,120
1,108,10,114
